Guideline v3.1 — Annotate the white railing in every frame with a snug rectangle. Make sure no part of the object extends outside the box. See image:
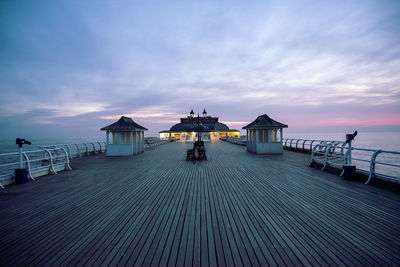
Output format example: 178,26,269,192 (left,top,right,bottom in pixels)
39,141,106,158
144,137,170,148
220,136,247,146
283,138,335,153
309,142,400,184
0,141,106,189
